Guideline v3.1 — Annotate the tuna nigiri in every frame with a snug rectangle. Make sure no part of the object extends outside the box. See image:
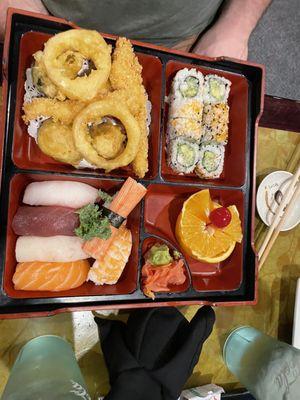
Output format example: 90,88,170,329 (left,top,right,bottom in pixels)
13,260,90,291
16,236,88,262
83,177,146,259
23,181,98,208
12,206,79,236
88,225,132,285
